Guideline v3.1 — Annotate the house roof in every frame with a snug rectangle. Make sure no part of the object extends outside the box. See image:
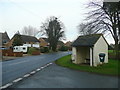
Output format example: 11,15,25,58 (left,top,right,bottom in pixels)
42,38,49,43
39,38,49,43
71,34,104,47
14,34,39,43
0,32,10,43
57,41,64,46
65,41,72,46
